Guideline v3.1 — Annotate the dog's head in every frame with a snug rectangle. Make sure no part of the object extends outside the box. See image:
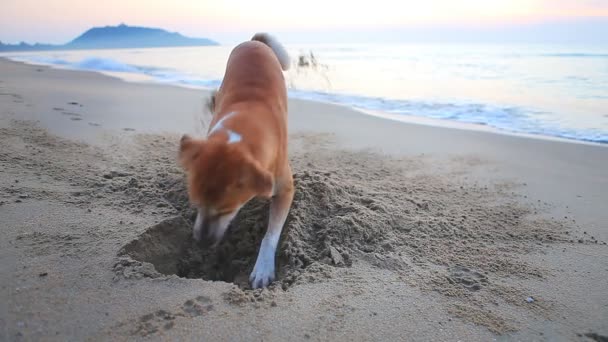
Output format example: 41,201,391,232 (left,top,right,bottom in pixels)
179,134,273,243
